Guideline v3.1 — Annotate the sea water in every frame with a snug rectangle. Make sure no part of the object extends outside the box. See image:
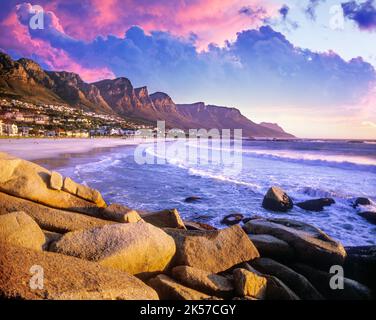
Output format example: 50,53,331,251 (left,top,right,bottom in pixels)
57,139,376,246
